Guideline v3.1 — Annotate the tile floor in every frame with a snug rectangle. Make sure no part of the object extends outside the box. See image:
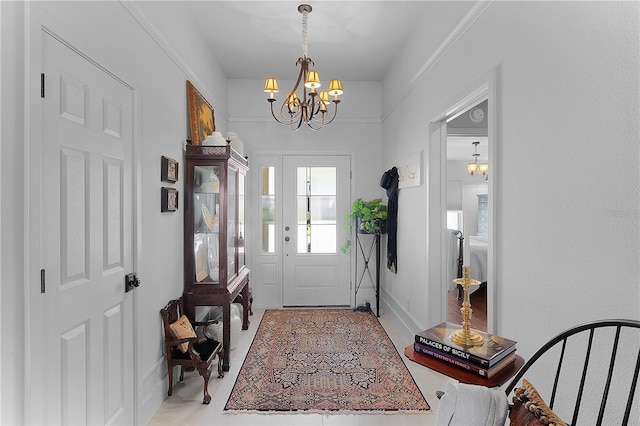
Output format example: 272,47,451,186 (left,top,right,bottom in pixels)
148,308,452,425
